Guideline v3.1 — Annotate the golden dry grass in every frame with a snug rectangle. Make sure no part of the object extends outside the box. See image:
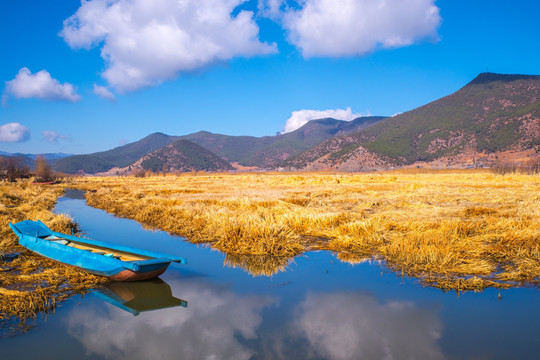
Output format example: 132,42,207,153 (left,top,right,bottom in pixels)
71,171,540,290
0,180,106,326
